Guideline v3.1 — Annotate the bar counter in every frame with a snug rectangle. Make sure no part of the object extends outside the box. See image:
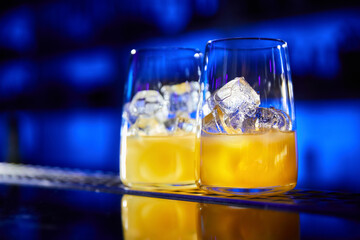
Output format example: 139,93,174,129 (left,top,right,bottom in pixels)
0,163,360,239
